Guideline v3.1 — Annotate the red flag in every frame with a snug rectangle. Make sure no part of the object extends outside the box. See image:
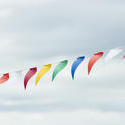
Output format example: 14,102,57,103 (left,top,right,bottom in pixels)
0,73,9,84
24,67,37,89
88,52,104,75
123,55,125,59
